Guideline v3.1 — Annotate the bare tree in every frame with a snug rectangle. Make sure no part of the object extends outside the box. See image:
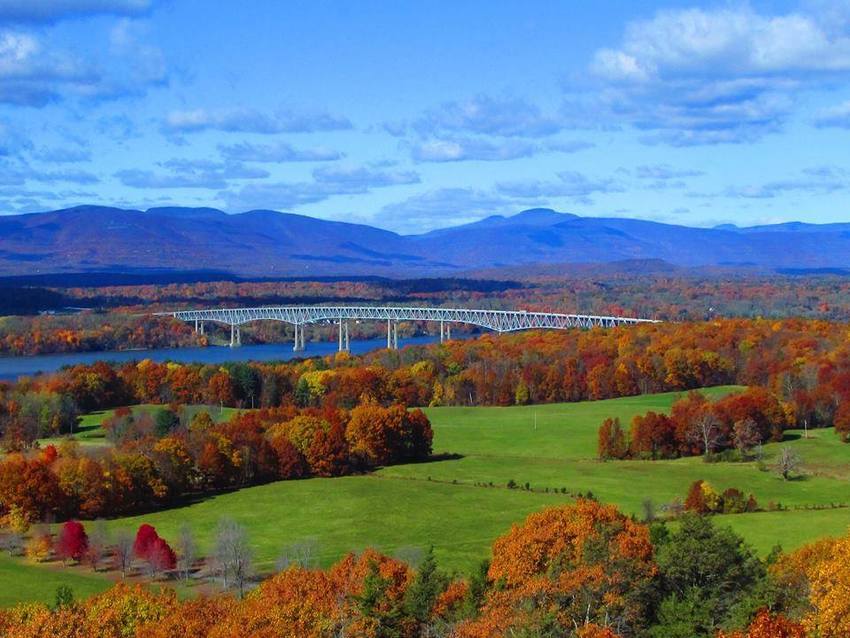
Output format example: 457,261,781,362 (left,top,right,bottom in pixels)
86,520,109,571
214,518,253,598
276,537,319,571
113,530,134,578
641,498,656,522
687,412,724,458
0,532,22,557
733,418,760,459
176,524,197,582
776,447,802,480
